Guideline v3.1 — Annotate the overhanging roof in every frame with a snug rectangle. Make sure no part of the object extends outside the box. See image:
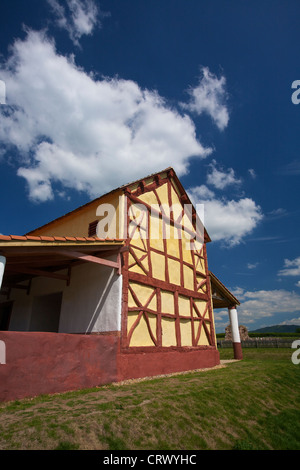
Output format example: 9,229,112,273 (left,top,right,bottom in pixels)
209,271,240,309
0,235,125,294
